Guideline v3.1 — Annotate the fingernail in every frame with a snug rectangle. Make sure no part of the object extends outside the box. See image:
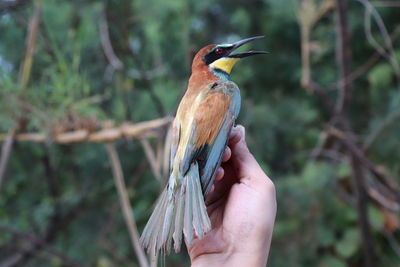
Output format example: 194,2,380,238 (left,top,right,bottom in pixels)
238,125,245,140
